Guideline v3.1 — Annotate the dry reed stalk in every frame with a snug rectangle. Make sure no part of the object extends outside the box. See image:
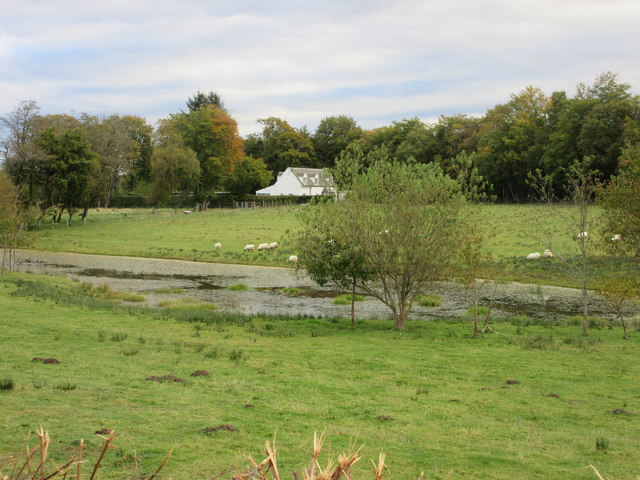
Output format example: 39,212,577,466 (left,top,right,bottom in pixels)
371,453,385,480
589,465,606,480
146,448,173,480
75,440,84,480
